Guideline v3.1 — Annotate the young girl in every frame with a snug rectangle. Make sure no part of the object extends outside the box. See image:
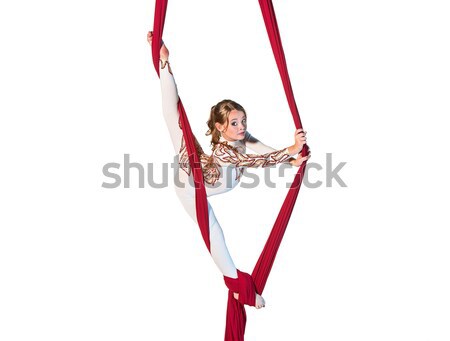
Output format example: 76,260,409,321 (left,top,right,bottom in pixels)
147,31,309,309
